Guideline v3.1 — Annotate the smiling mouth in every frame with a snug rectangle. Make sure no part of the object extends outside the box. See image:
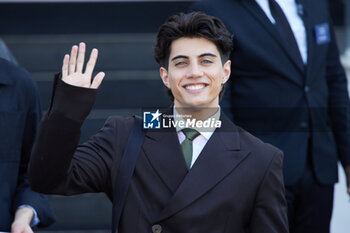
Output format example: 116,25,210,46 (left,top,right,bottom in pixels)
183,83,208,91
